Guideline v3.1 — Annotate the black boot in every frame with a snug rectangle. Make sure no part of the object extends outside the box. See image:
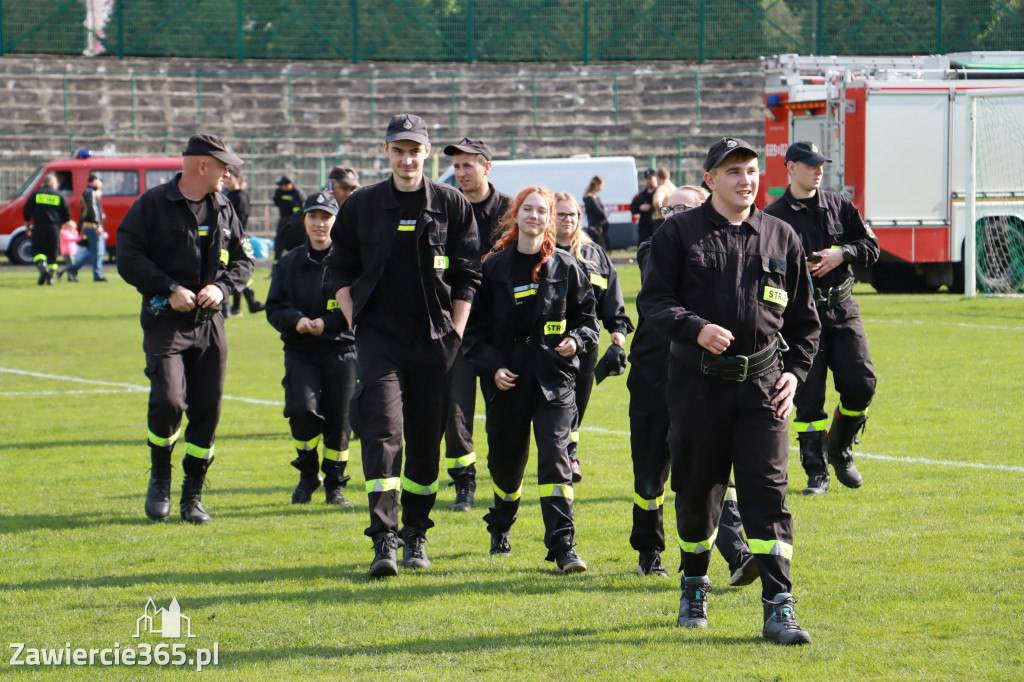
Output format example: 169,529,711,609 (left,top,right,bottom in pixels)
550,534,587,573
827,410,866,488
290,450,323,504
36,260,48,286
145,447,173,522
321,456,351,506
180,455,213,524
244,288,264,313
763,592,812,645
449,477,475,512
797,431,830,495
